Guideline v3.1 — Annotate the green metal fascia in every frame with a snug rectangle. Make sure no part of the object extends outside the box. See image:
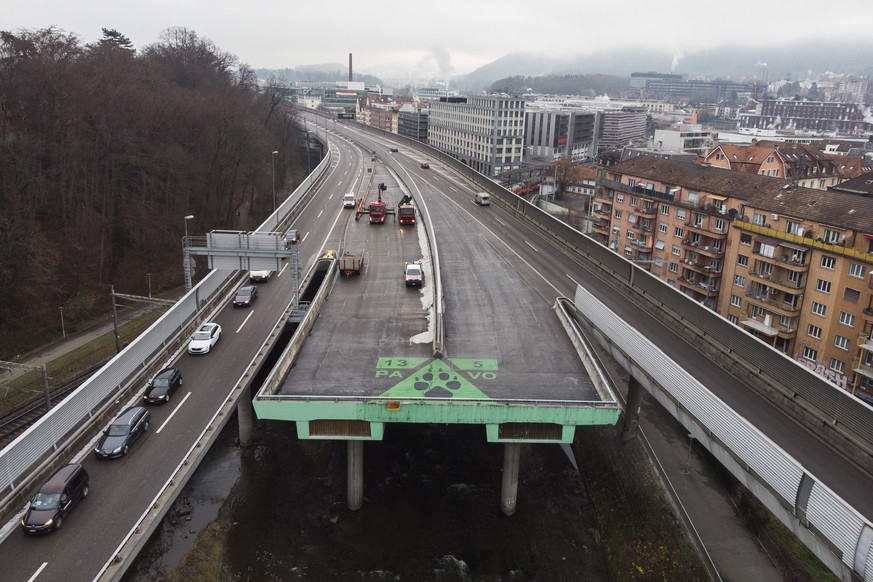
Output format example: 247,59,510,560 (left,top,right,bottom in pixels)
253,398,621,426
